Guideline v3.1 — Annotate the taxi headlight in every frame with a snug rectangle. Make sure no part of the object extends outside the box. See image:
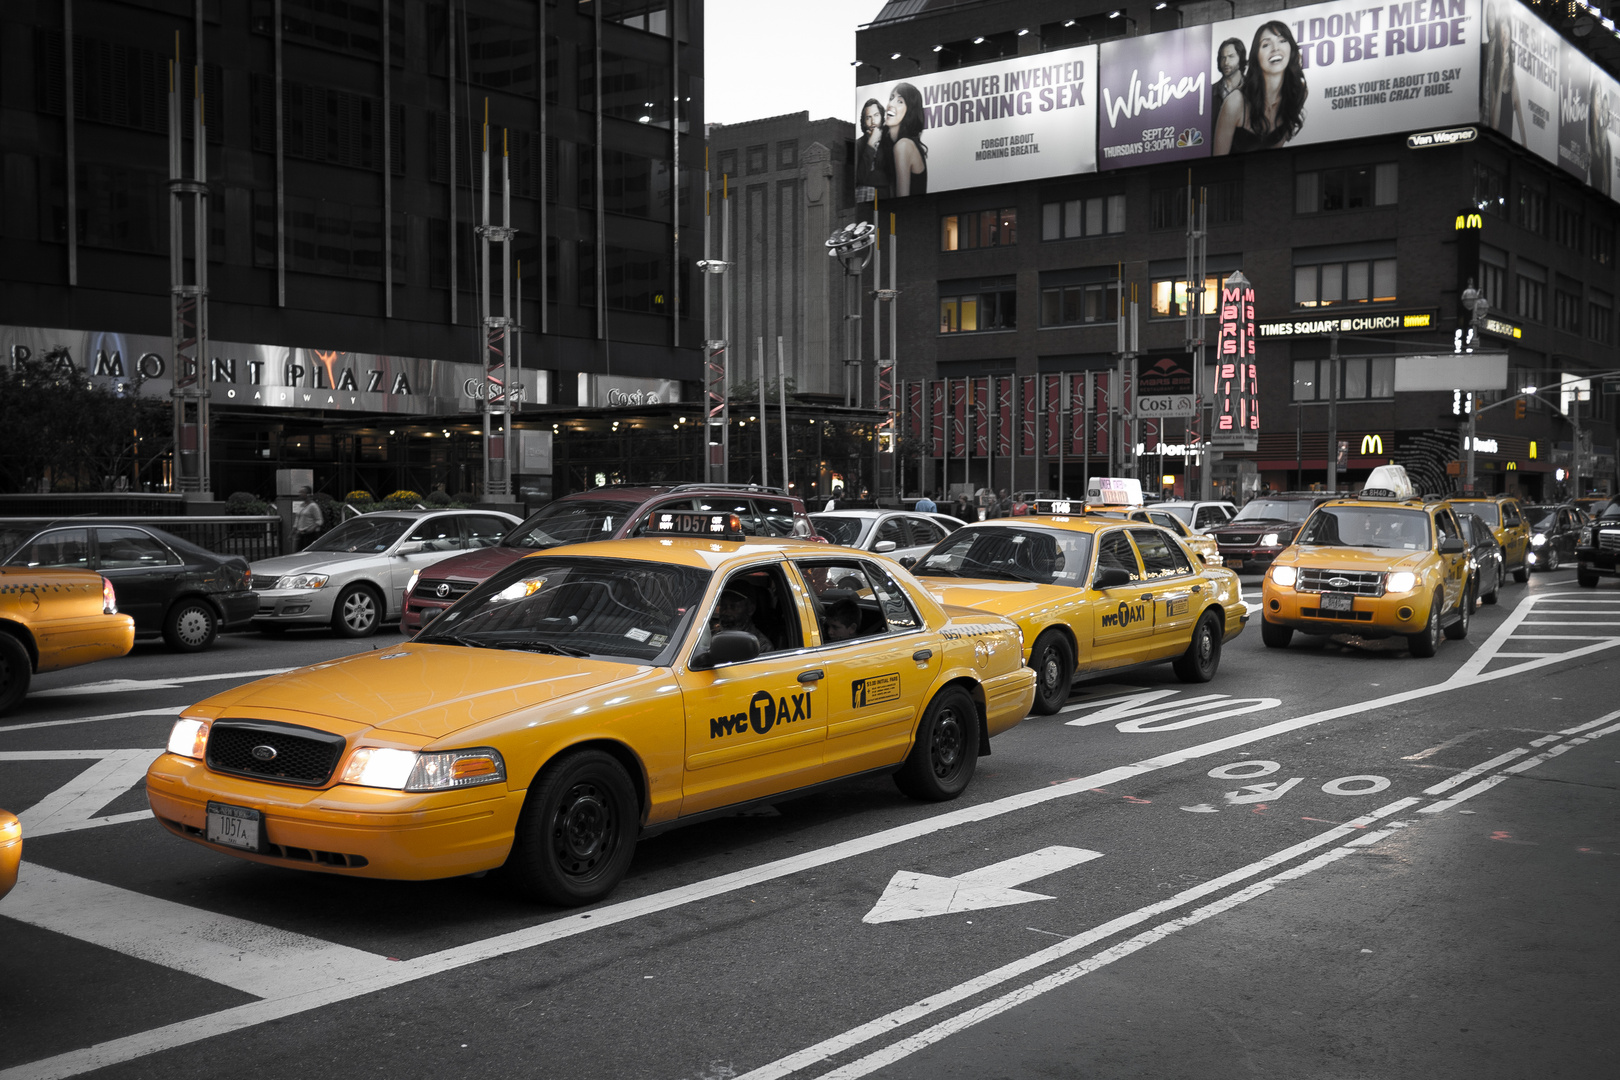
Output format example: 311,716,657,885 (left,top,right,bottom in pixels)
166,718,209,759
1270,565,1297,587
1386,571,1417,593
275,573,329,590
406,569,421,595
1260,532,1281,547
1531,533,1547,547
341,746,506,791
